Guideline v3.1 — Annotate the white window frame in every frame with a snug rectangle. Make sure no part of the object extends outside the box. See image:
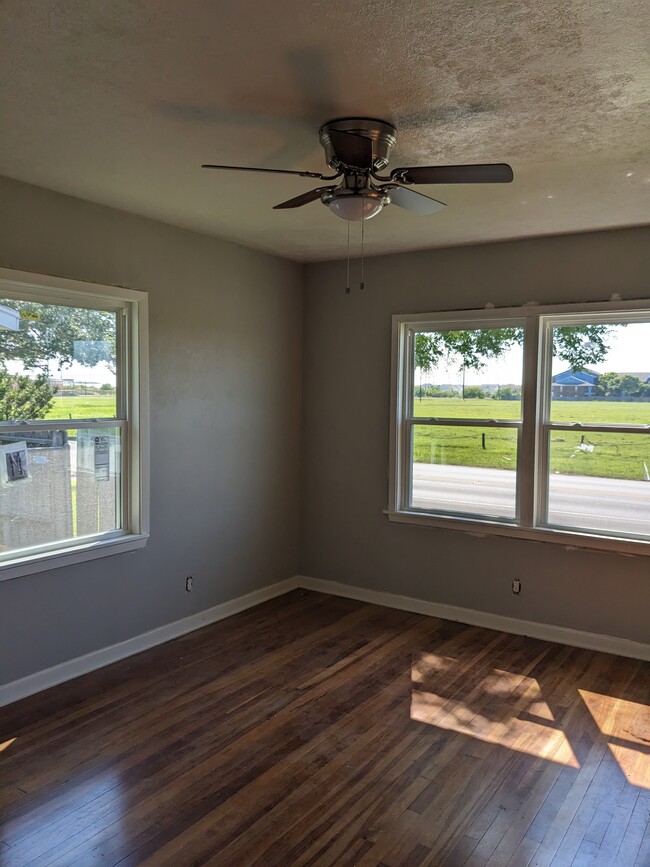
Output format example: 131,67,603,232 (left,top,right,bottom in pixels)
387,298,650,556
0,267,149,580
